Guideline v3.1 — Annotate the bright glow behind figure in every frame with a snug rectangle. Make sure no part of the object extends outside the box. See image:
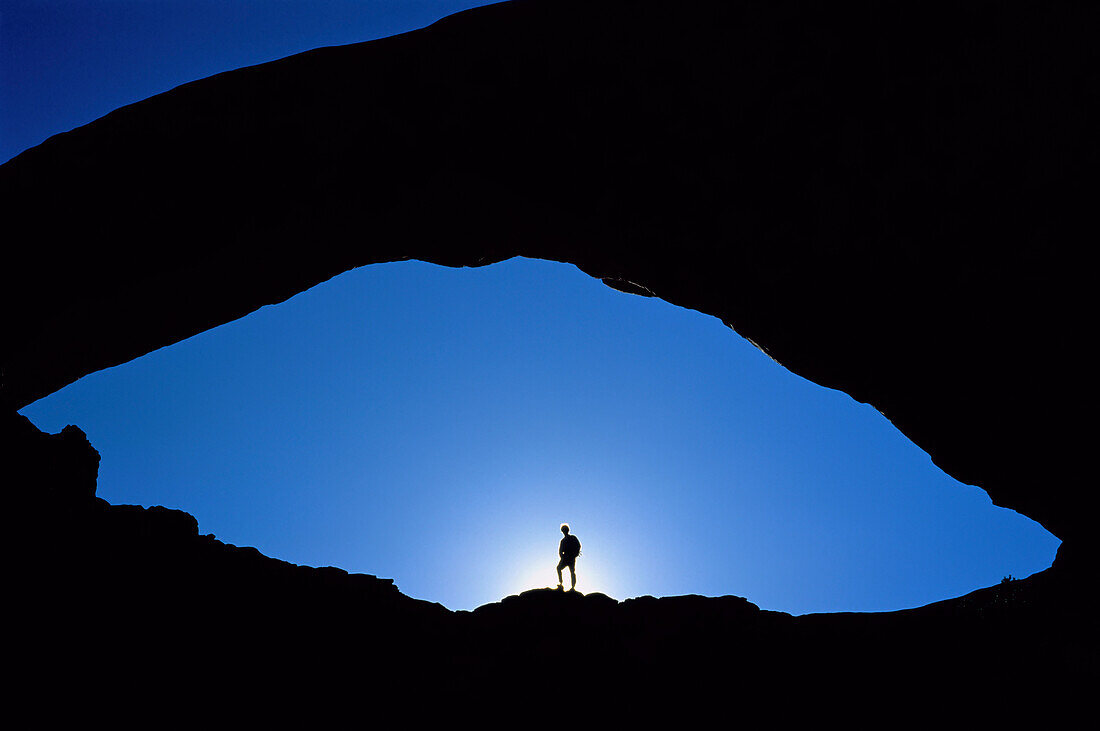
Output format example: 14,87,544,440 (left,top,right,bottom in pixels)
500,526,619,600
